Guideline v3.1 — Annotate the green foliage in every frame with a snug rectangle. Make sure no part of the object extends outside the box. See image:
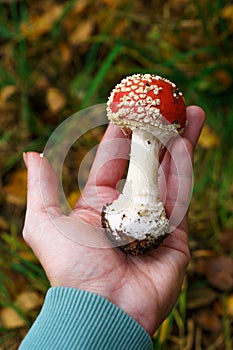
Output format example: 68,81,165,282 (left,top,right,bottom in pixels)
0,0,233,348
